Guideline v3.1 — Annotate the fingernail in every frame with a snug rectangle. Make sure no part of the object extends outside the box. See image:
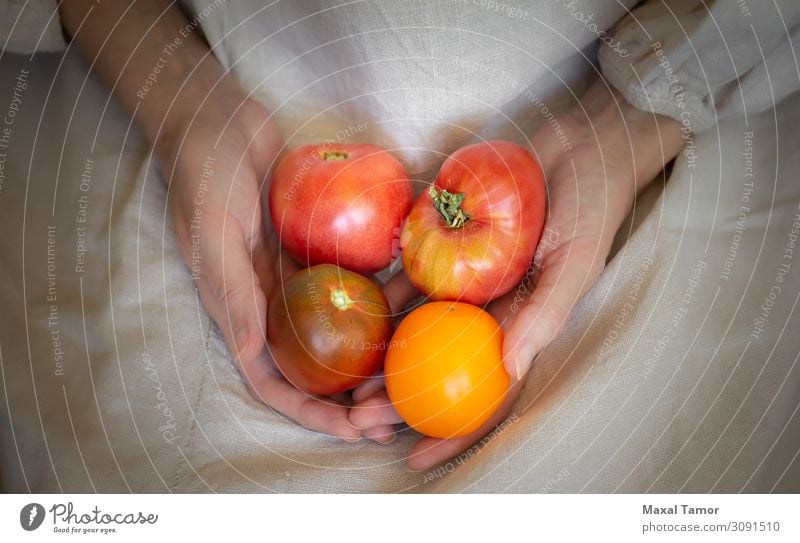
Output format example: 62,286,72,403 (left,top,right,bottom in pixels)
347,419,366,430
343,436,361,443
406,464,426,473
515,345,534,380
378,434,397,445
